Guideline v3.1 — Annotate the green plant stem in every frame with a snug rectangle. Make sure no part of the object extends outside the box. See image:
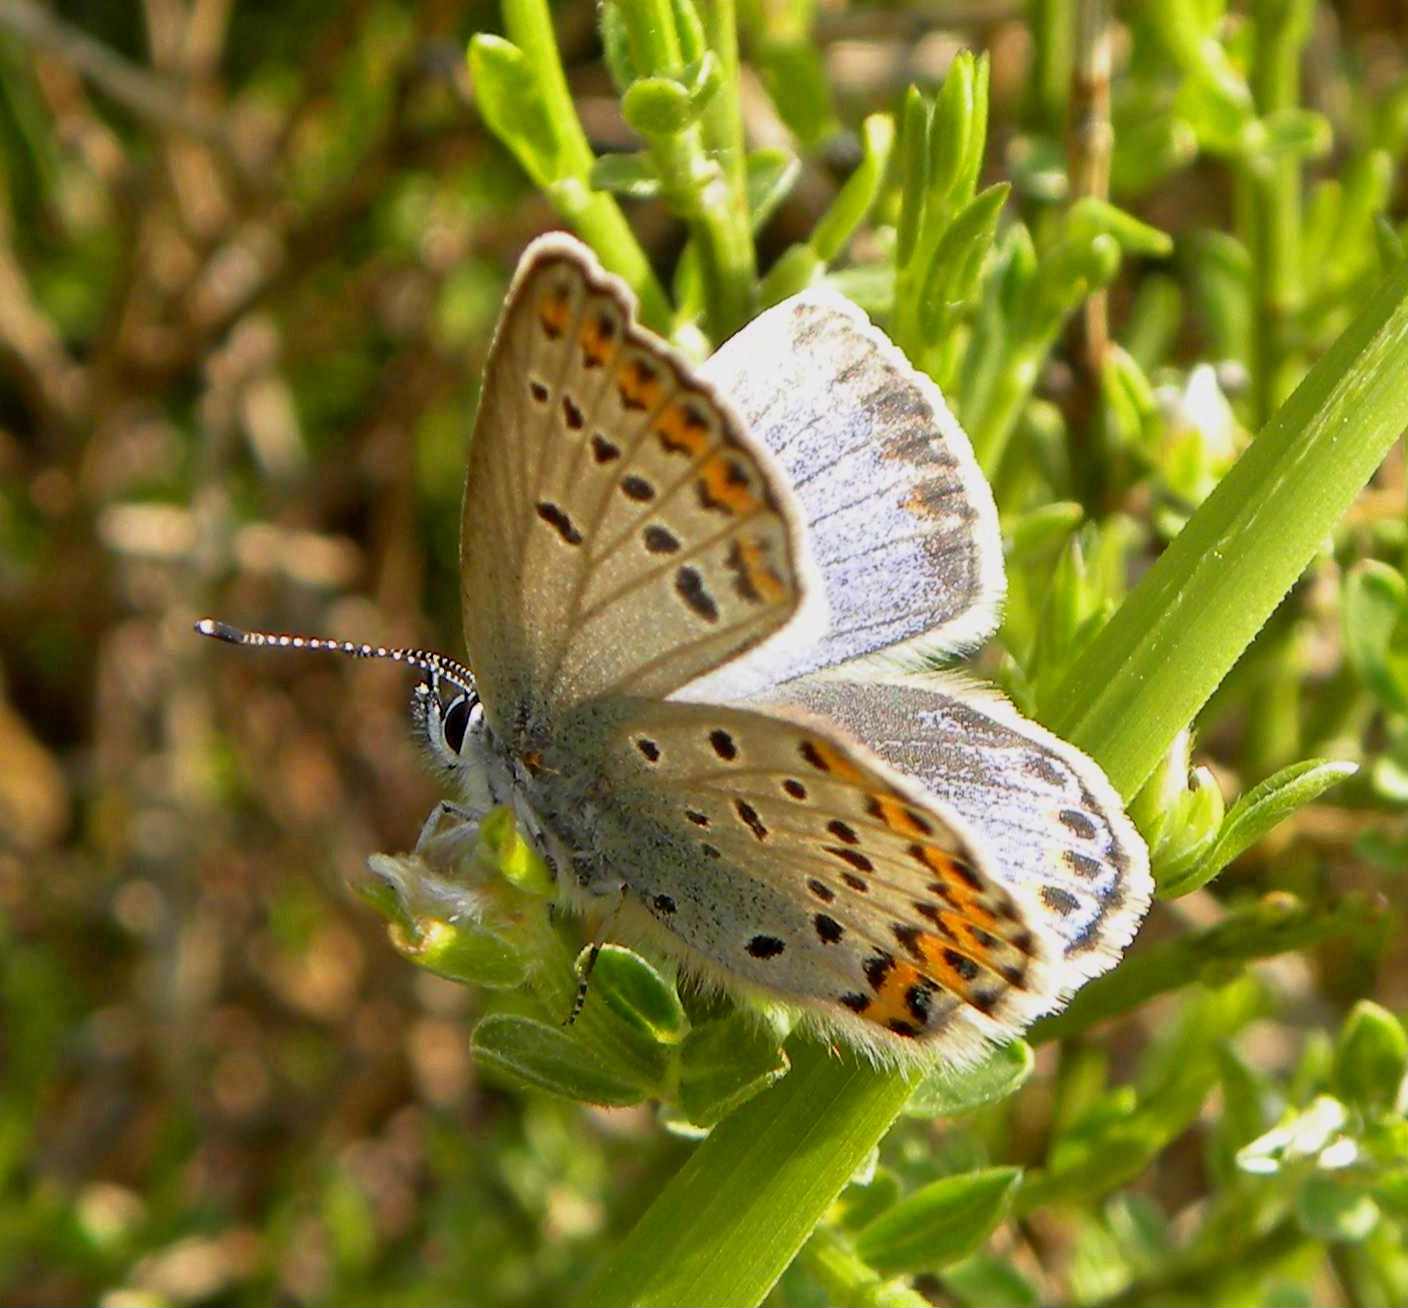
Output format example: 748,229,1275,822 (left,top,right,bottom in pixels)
687,148,757,341
1049,256,1408,798
1104,1216,1309,1308
966,335,1048,477
578,245,1408,1308
617,0,755,339
580,1041,916,1307
800,1227,929,1308
1028,892,1374,1046
503,0,671,329
623,0,683,72
1025,0,1074,134
698,0,746,198
1241,0,1312,426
